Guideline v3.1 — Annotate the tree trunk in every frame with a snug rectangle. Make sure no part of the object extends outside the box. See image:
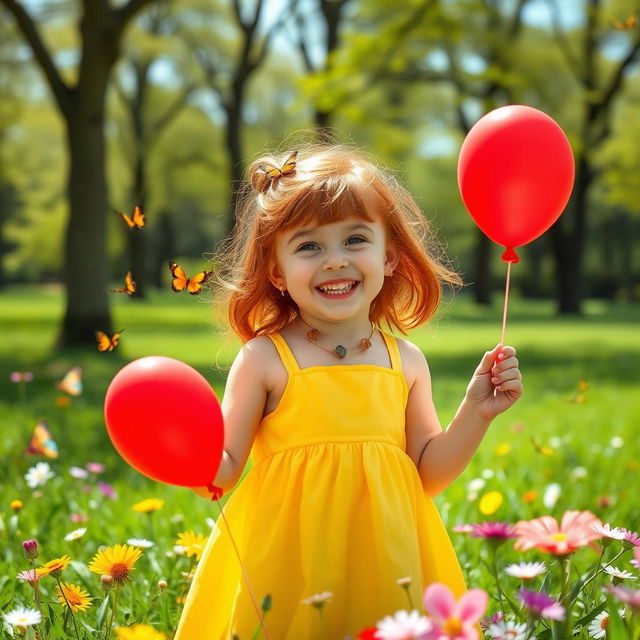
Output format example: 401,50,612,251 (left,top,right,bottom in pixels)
473,230,492,305
129,148,147,298
225,91,244,237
